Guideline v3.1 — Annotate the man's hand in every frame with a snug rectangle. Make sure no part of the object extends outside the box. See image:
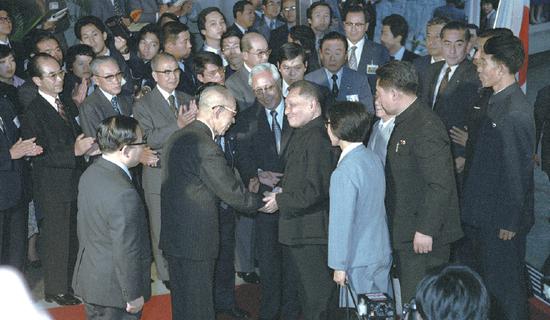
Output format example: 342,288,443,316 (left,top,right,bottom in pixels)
258,171,283,188
455,156,466,173
449,126,468,147
259,192,279,213
333,270,347,286
126,296,144,314
534,154,541,166
140,147,159,167
176,100,198,128
74,134,96,156
10,137,43,159
72,78,89,107
248,177,260,193
413,231,433,254
499,229,516,240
